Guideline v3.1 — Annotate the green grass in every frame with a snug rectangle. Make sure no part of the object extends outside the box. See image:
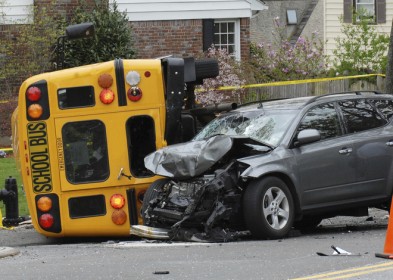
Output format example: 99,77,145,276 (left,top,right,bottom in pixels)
0,157,29,217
